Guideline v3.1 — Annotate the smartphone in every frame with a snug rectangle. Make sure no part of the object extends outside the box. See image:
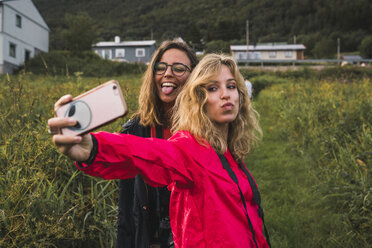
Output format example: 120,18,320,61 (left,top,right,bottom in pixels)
55,80,128,136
